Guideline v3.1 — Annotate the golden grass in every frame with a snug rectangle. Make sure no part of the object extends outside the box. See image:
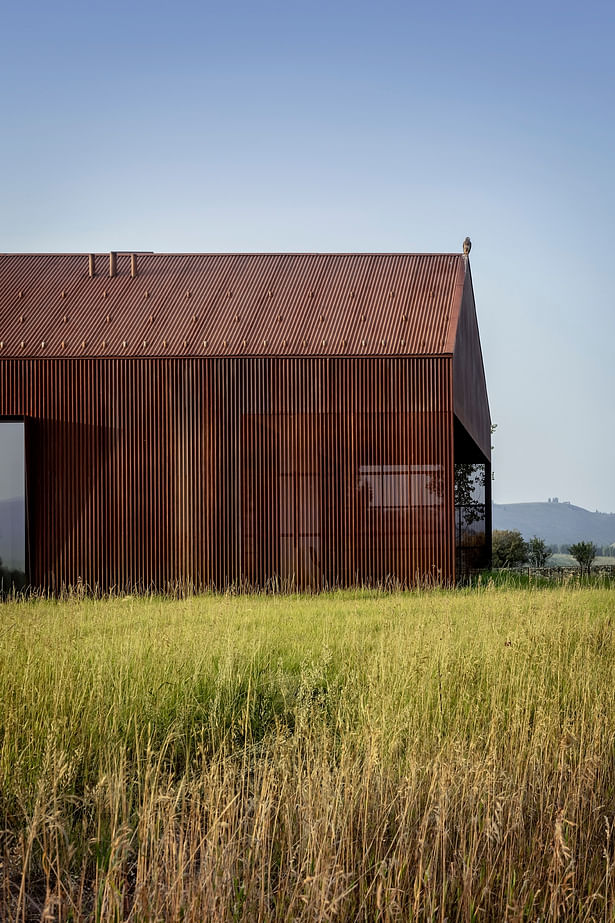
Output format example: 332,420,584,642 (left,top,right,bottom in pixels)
1,585,615,921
